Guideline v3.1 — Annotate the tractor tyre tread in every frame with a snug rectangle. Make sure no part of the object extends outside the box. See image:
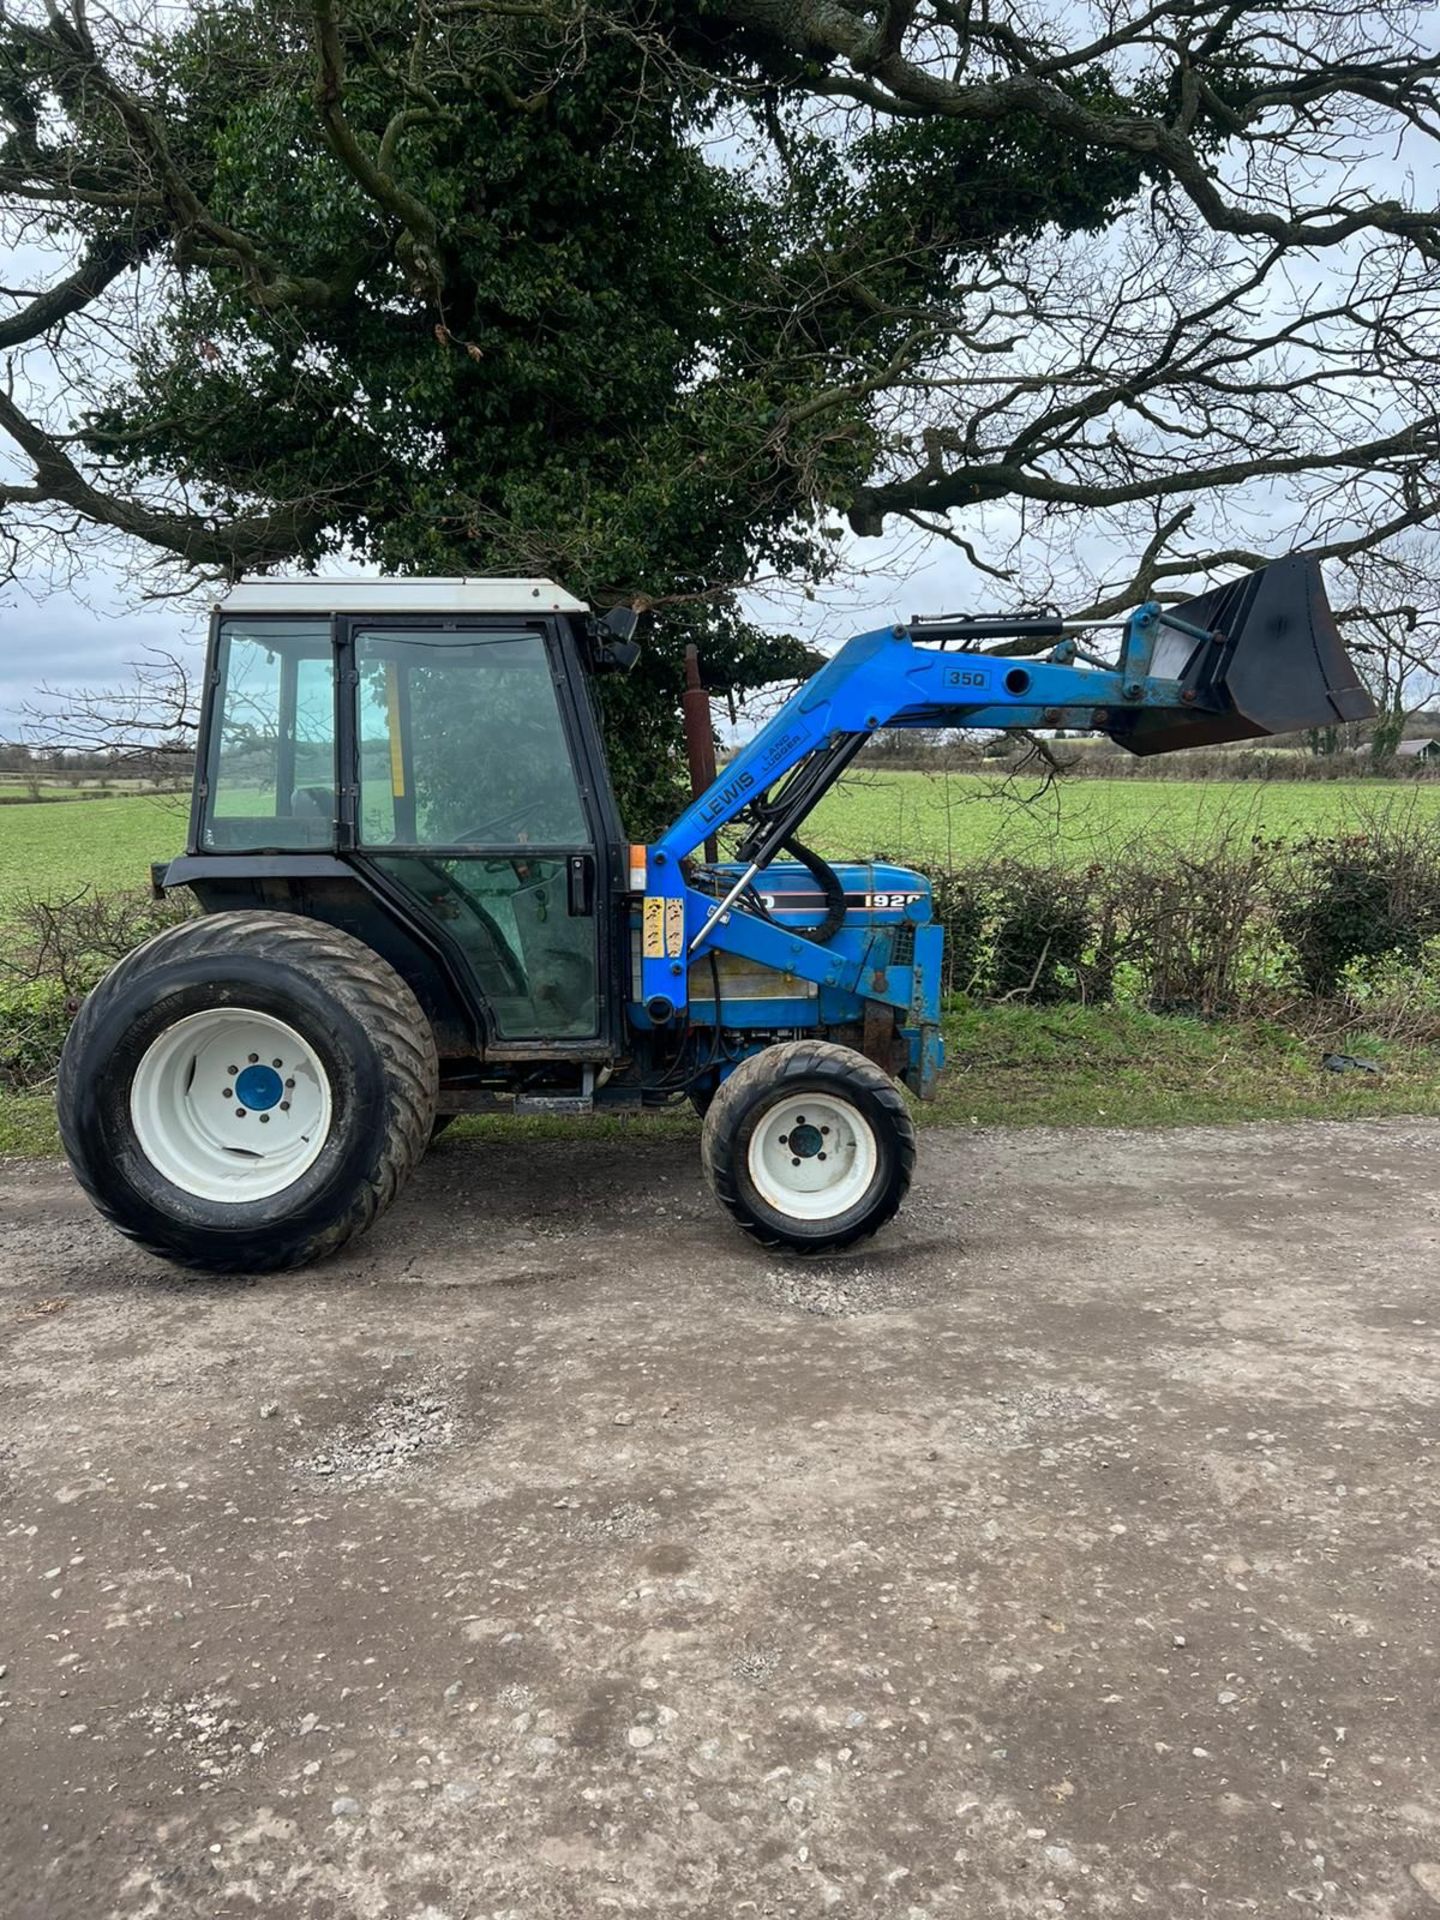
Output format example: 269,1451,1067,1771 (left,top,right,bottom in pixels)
700,1039,915,1254
57,910,438,1273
